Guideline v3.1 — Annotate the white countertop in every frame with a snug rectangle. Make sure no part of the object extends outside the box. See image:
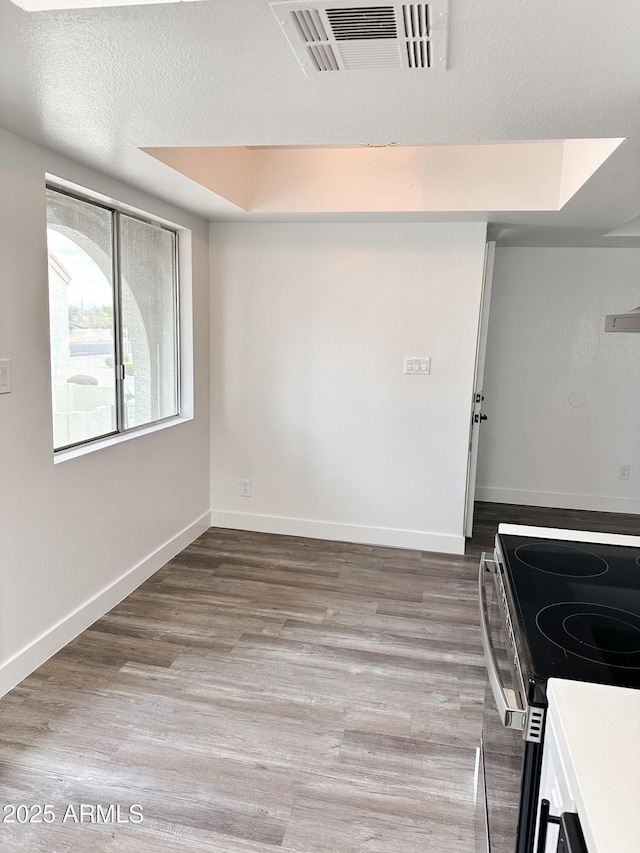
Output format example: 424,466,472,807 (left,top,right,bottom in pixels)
547,678,640,853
